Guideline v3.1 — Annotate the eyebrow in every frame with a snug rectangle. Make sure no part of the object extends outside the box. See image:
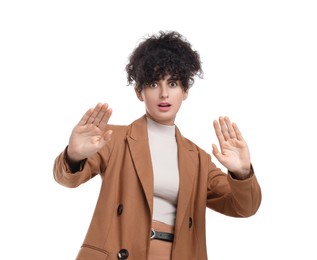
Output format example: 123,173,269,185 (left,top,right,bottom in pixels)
167,77,180,82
